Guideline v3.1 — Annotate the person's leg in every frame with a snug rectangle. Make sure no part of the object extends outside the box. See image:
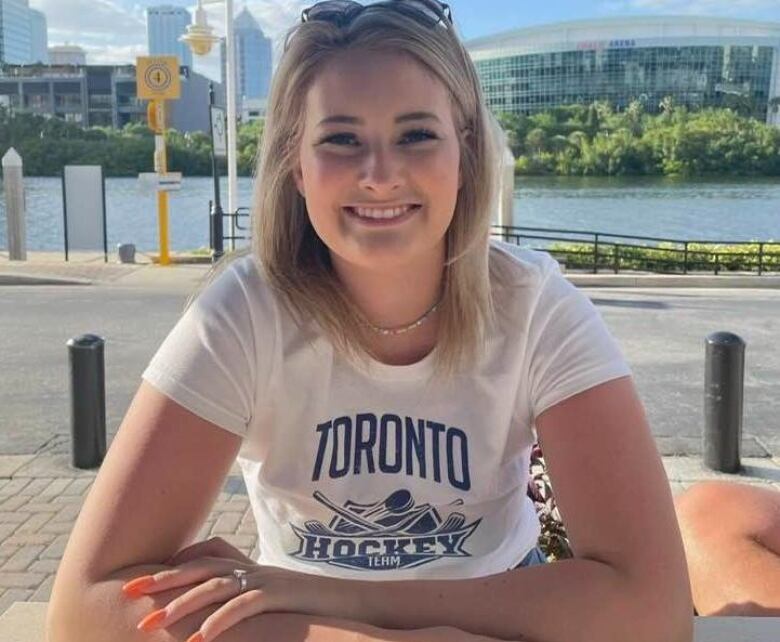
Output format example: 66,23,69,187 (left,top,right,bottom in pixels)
674,480,780,616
